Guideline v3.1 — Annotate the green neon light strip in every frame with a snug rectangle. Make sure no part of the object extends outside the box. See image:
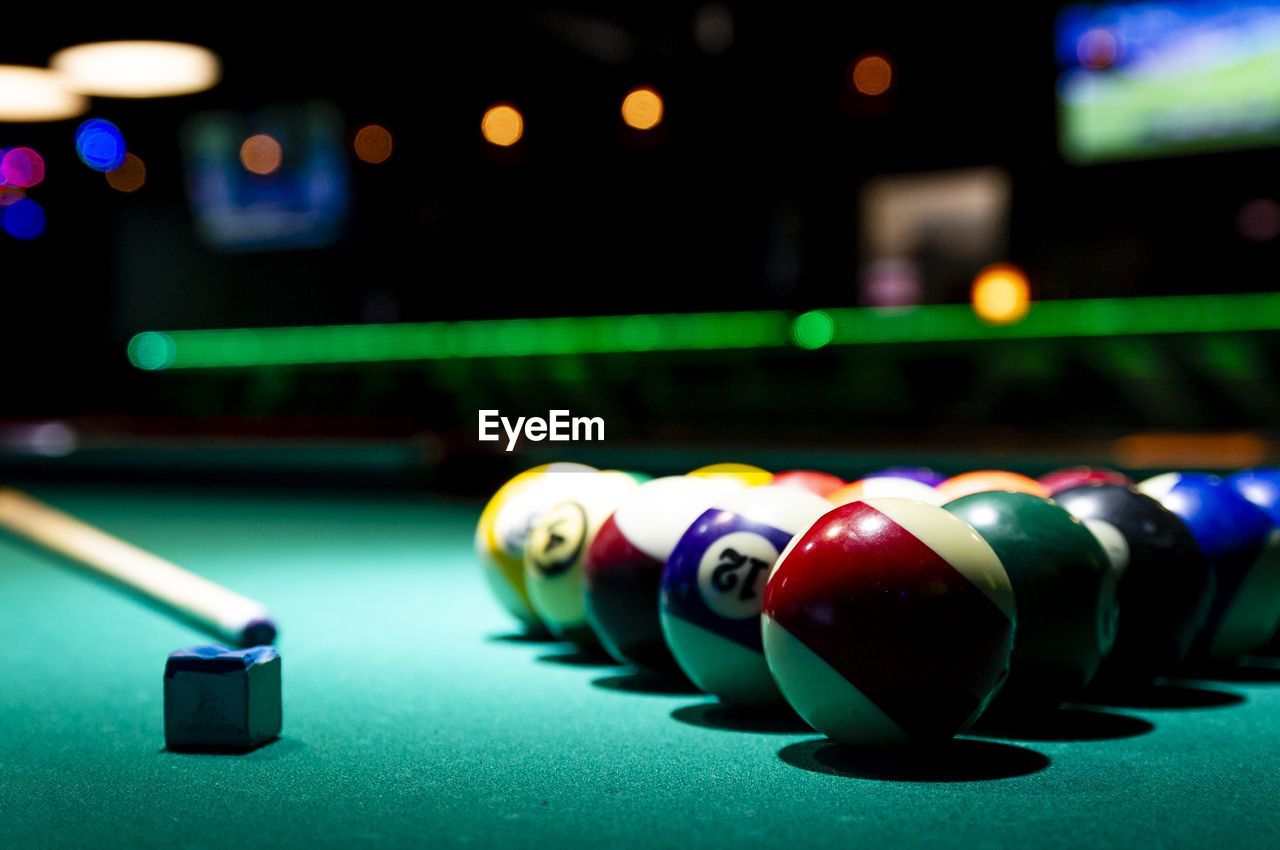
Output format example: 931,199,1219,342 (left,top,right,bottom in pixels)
817,293,1280,345
128,292,1280,371
128,311,793,370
